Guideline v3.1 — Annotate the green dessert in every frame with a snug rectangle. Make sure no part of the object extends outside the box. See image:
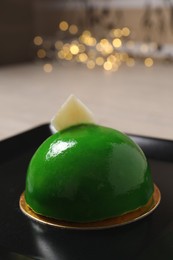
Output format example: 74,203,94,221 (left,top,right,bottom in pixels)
21,95,159,227
25,123,154,223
